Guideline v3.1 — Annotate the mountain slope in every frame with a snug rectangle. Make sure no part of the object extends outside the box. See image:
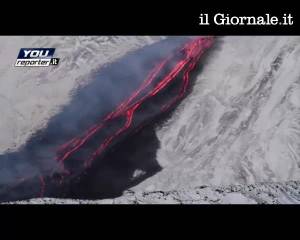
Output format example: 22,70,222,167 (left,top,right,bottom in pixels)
0,36,165,153
133,36,300,191
1,36,300,203
5,181,300,204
